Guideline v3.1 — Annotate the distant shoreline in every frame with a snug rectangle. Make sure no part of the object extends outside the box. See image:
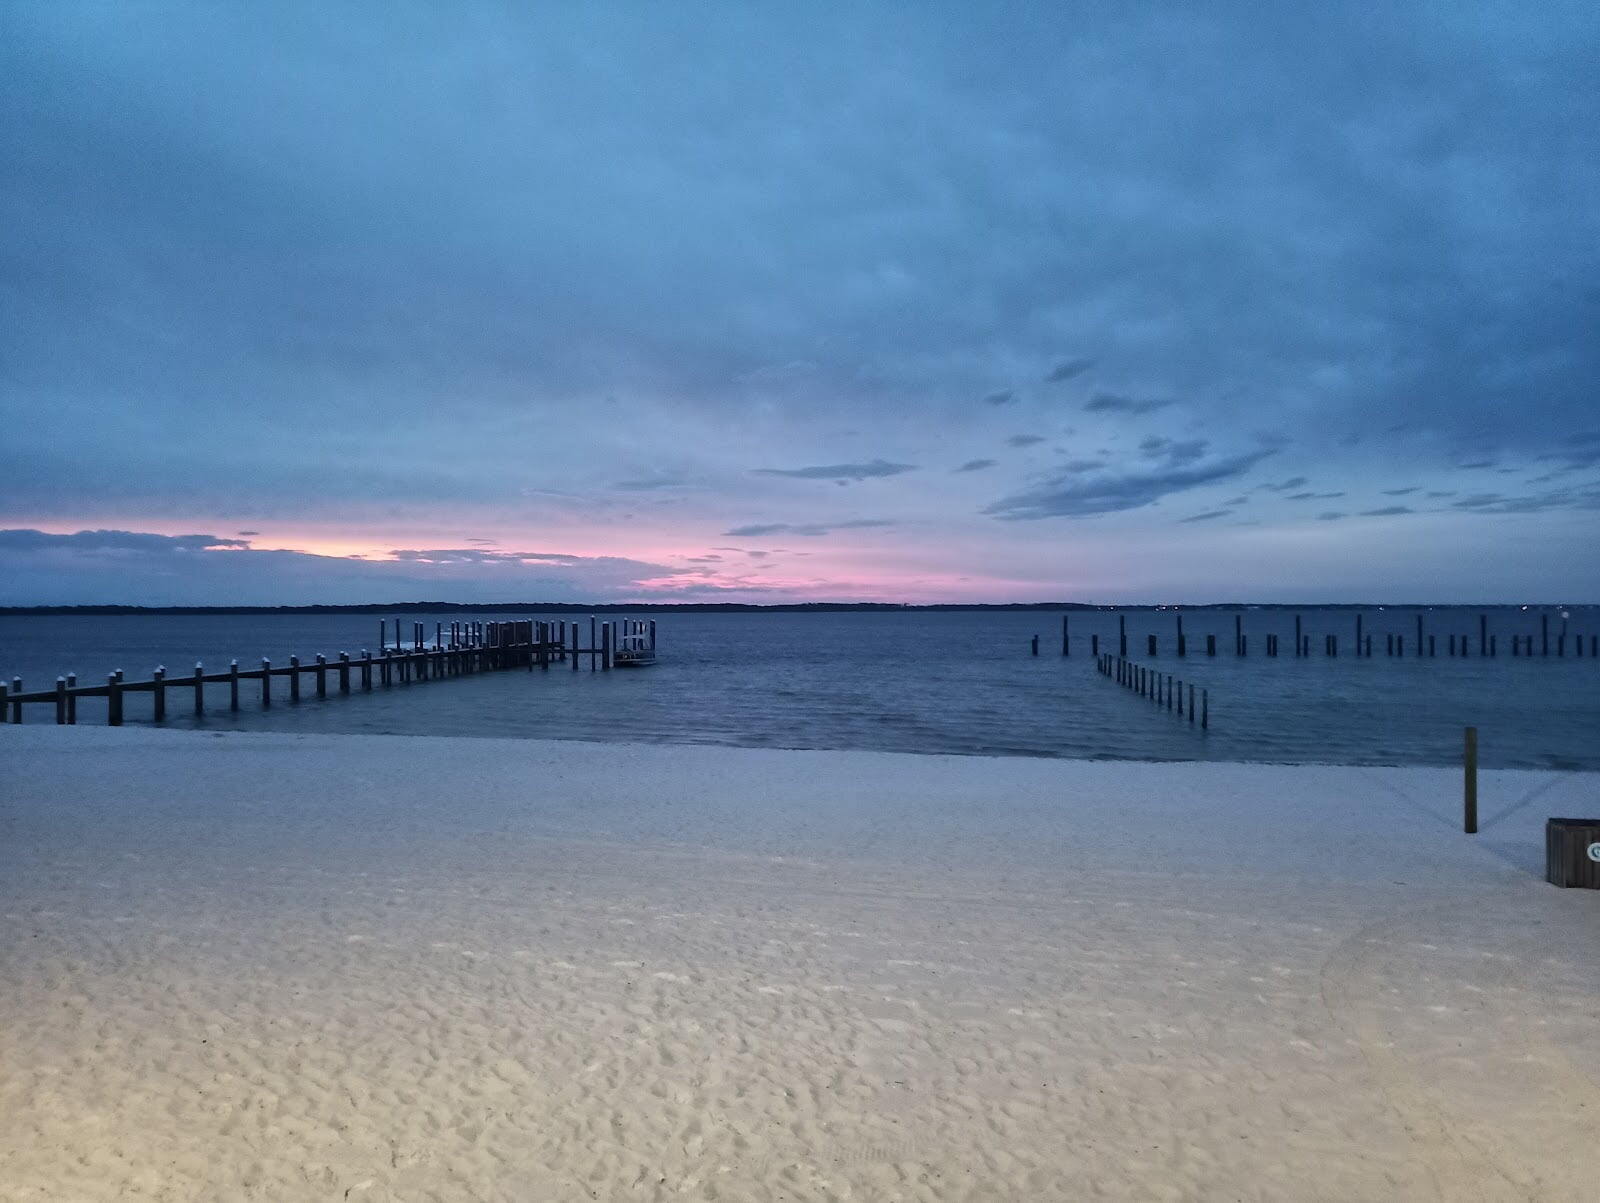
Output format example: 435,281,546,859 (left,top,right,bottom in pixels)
1,600,1592,616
